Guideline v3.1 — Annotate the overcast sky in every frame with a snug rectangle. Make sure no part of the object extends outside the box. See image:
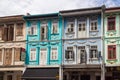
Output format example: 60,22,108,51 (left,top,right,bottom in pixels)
0,0,120,17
